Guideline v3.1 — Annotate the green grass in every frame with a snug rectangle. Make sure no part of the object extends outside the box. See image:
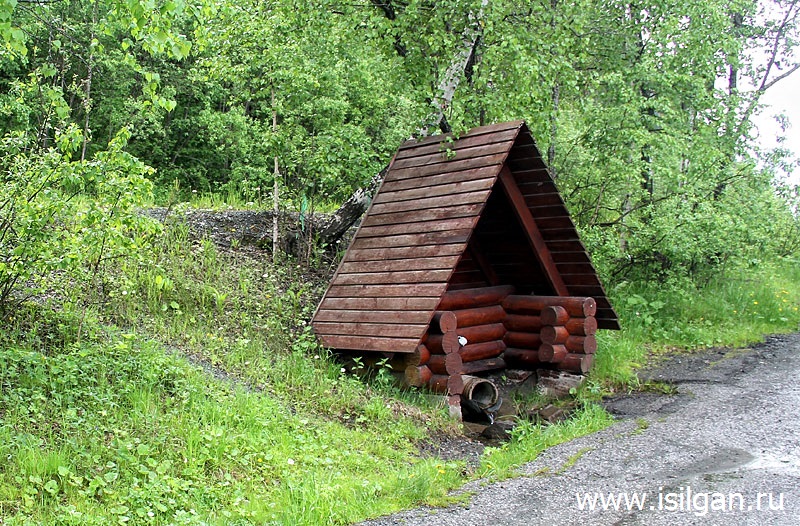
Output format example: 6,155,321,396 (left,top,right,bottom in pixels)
2,215,799,524
591,257,800,388
0,315,464,525
479,403,613,479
